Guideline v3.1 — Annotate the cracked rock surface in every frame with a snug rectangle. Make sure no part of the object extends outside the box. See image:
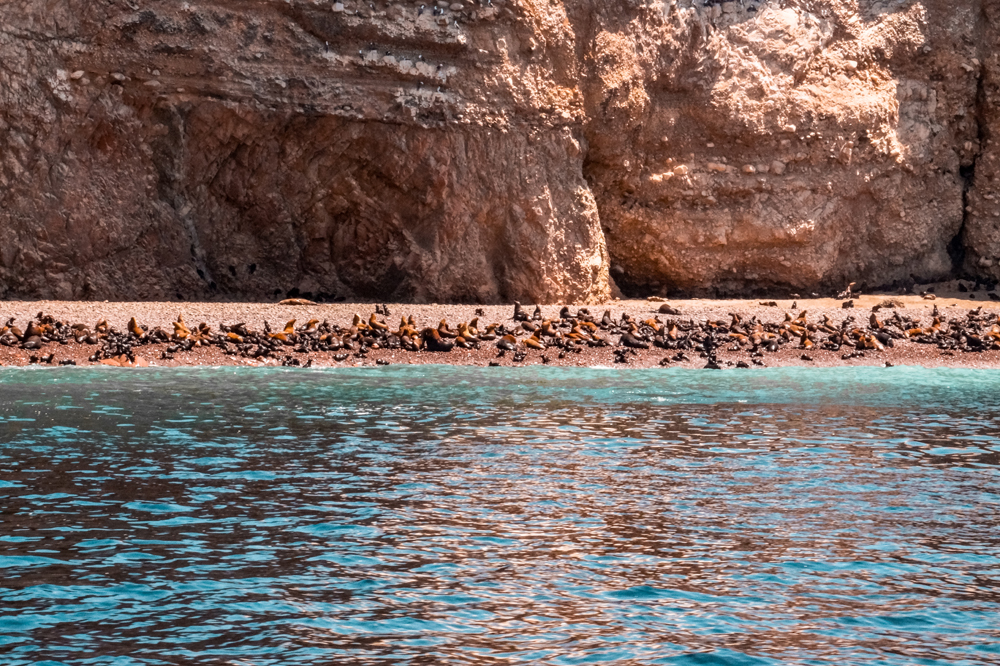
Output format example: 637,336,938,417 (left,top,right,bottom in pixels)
0,0,997,301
